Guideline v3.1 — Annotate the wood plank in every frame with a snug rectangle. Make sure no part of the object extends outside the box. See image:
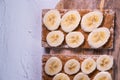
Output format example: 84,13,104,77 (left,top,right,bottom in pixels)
49,0,120,80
